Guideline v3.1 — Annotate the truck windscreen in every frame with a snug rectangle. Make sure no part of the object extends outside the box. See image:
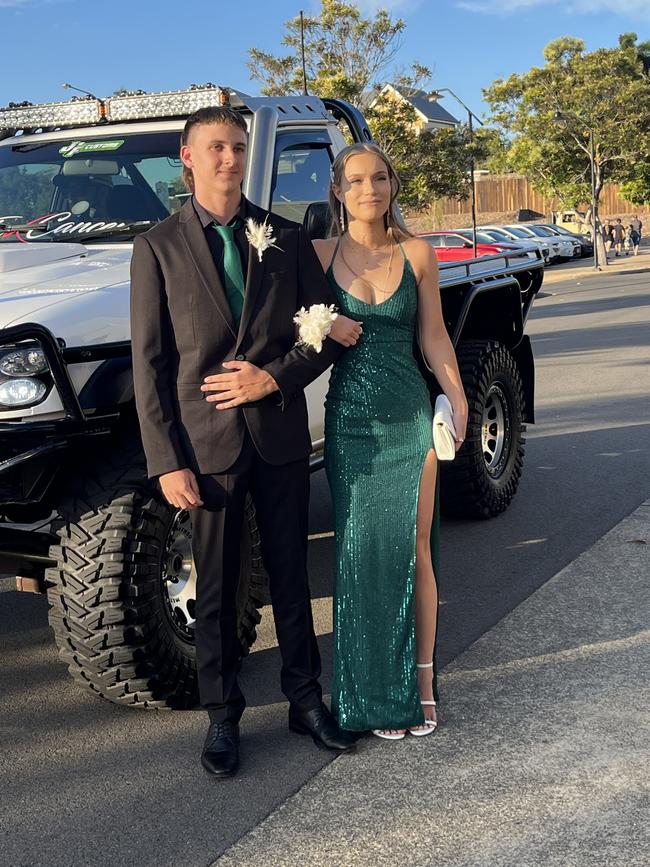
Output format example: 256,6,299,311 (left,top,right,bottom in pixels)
0,132,185,242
